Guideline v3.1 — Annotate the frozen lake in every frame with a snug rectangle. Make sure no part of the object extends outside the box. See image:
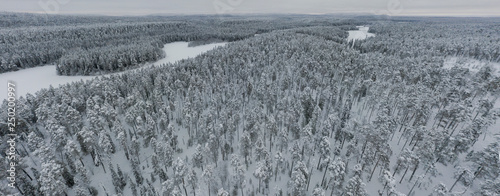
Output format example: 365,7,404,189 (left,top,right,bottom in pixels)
0,42,226,101
347,26,375,42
